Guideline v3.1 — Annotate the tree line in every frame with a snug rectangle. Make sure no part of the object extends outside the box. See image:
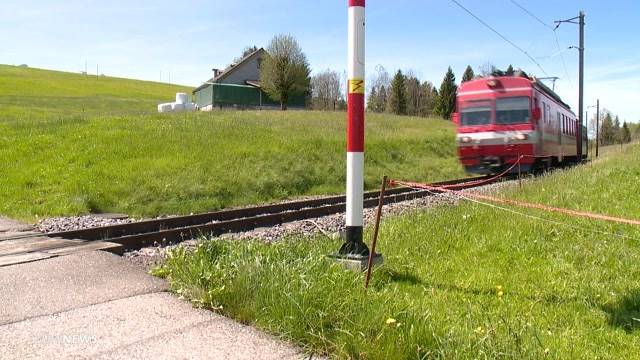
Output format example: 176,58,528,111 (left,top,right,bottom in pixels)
591,110,636,146
254,34,636,139
366,66,460,119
